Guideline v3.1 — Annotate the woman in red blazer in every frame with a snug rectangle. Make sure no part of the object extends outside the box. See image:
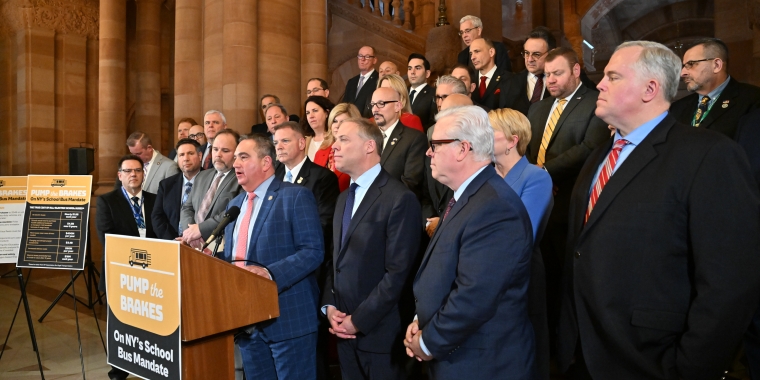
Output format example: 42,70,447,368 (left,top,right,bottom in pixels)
301,96,350,191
